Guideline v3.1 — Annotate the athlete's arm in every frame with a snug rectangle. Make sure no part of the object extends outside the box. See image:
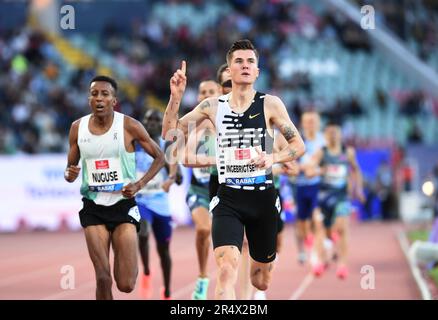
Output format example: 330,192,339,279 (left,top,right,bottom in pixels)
65,120,81,183
274,130,299,176
268,95,306,164
305,148,324,178
123,117,165,198
347,147,365,203
161,163,179,193
182,123,216,168
162,61,210,141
